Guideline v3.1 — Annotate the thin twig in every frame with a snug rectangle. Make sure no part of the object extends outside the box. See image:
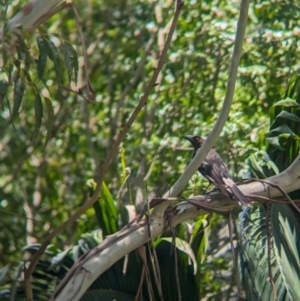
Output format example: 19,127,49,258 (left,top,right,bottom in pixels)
251,178,300,214
135,264,146,301
116,171,132,200
71,4,95,102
